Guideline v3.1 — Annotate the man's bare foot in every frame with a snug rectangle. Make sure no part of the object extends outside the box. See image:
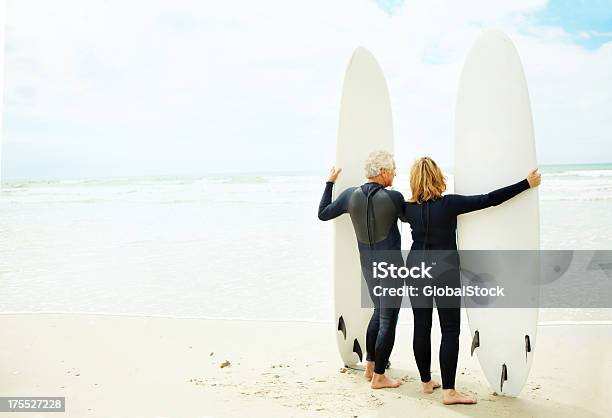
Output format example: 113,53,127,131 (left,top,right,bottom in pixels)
442,389,477,405
364,361,374,380
371,372,401,389
422,379,441,394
